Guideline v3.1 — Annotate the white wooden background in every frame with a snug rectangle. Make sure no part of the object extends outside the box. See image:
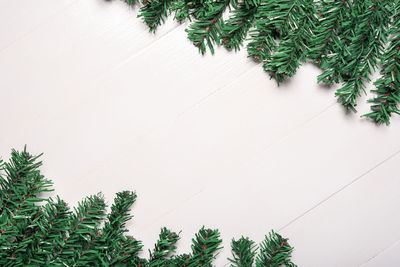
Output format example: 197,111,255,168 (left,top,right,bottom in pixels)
1,0,400,266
